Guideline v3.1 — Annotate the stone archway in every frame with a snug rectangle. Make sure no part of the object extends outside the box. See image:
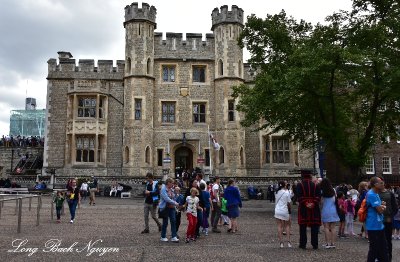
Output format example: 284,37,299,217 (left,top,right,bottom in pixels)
174,146,193,176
